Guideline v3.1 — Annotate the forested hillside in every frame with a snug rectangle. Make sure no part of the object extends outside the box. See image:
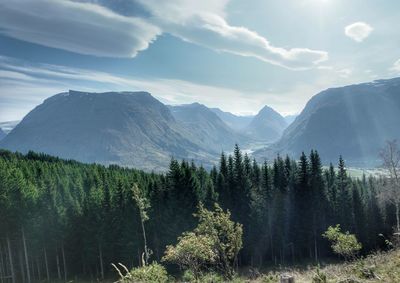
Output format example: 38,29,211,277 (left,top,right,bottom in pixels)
0,147,395,282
